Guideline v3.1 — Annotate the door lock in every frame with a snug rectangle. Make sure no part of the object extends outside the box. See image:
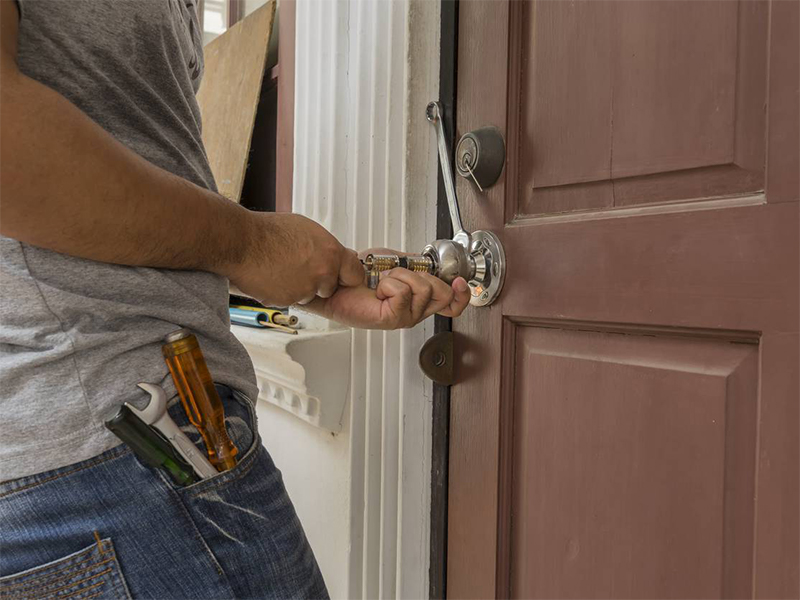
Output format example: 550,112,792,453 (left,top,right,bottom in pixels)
361,102,506,307
456,126,506,191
